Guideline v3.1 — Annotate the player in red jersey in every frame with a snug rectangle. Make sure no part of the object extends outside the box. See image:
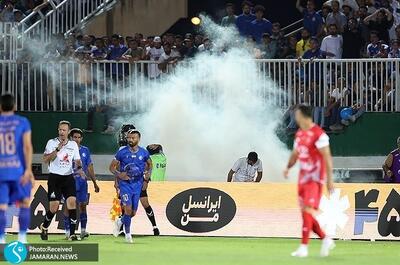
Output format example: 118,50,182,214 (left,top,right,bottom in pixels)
284,105,335,258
